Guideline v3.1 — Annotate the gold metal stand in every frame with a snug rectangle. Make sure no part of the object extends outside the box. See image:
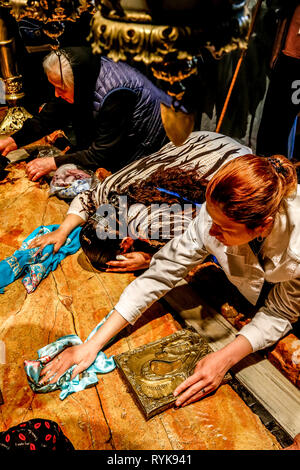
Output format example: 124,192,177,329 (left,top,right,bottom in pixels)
89,1,250,146
0,15,31,135
0,105,31,134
